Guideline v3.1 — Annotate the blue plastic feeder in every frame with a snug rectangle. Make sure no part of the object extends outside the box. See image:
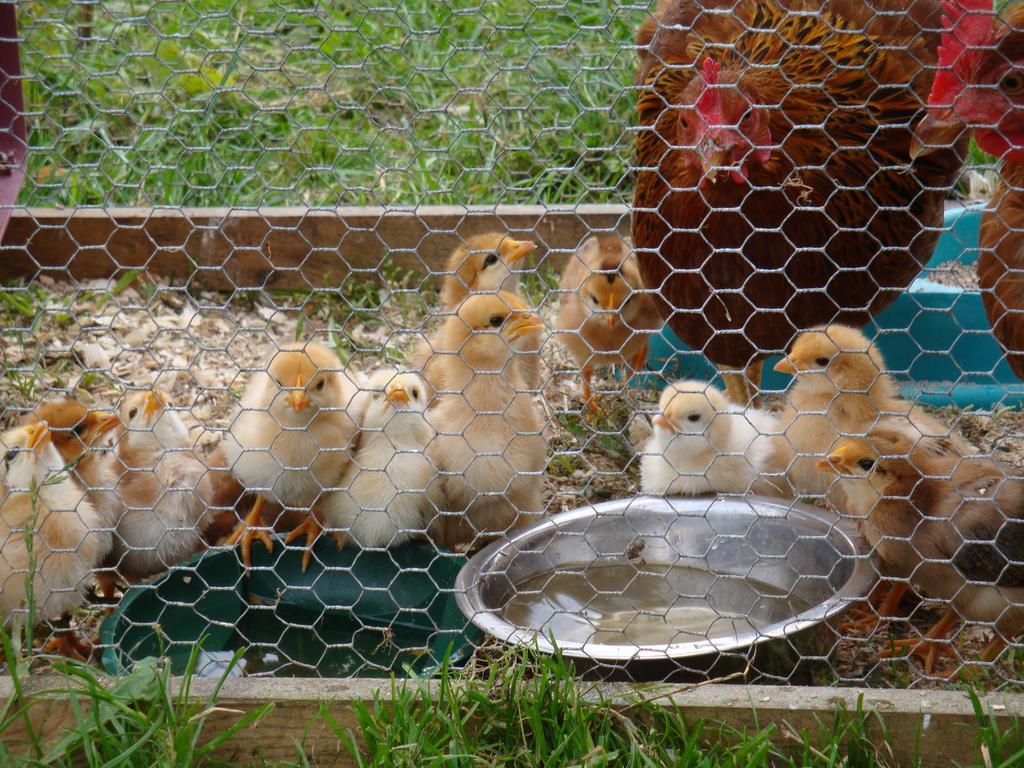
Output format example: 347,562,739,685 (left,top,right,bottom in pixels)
644,203,1024,409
